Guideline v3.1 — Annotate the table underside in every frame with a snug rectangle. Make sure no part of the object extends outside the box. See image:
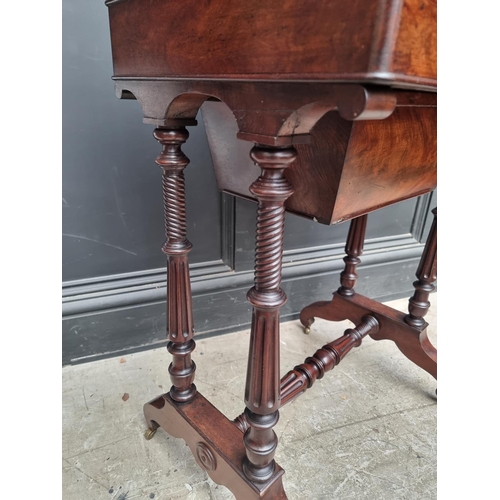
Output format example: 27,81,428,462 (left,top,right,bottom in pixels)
113,79,436,224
